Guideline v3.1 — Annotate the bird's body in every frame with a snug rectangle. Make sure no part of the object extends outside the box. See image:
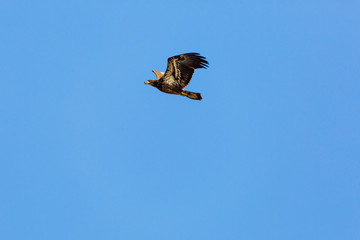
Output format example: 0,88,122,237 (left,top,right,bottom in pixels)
145,53,209,100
